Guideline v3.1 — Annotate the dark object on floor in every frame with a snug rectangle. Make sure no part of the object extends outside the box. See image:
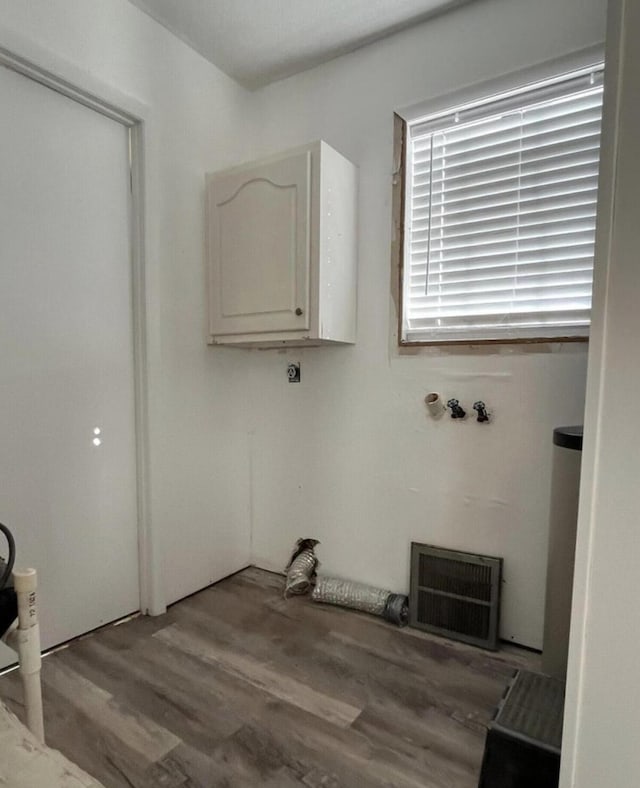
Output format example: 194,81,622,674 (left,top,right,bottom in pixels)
284,538,320,596
478,669,564,788
0,523,17,640
473,401,490,423
0,523,16,590
409,542,502,650
0,587,18,641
